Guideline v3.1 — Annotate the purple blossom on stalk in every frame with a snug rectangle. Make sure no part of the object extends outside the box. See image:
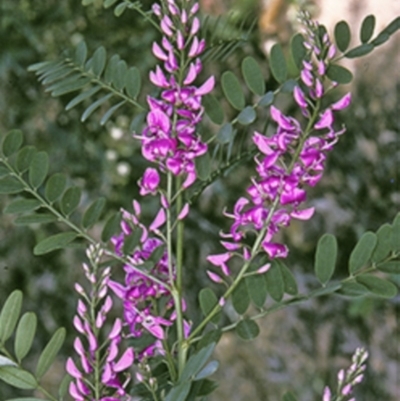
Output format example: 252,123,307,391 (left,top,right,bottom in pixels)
322,347,368,401
136,0,214,188
66,245,134,401
207,14,351,279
